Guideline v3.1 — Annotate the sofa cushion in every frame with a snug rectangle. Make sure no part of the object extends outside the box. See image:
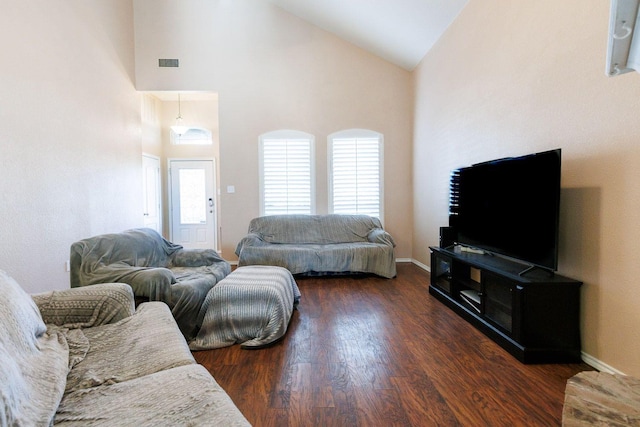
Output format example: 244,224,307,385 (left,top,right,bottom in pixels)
64,302,195,393
0,270,68,426
248,214,384,244
55,364,251,426
238,242,397,278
